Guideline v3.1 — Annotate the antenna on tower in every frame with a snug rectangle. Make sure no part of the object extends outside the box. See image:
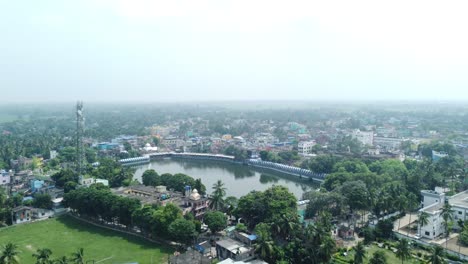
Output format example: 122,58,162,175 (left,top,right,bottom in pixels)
76,101,85,175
